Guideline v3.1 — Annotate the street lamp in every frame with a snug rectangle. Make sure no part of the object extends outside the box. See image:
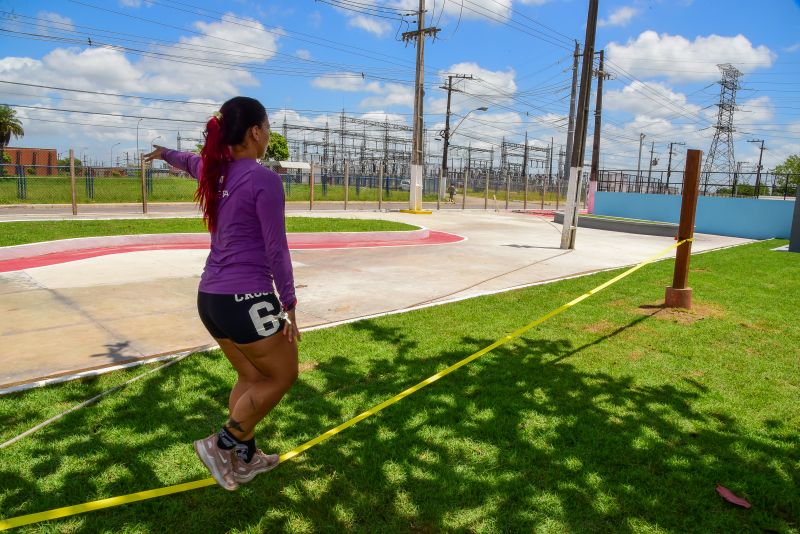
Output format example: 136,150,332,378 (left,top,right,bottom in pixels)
440,106,488,200
110,142,120,168
449,107,489,139
149,136,162,169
